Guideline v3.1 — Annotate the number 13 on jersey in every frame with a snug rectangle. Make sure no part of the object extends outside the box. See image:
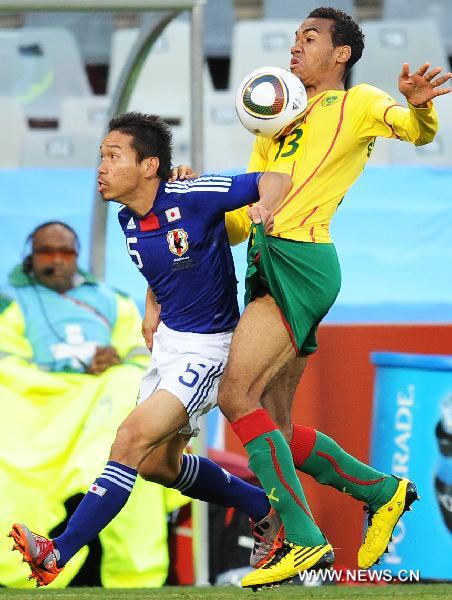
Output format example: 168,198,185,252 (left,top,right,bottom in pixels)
274,128,303,161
